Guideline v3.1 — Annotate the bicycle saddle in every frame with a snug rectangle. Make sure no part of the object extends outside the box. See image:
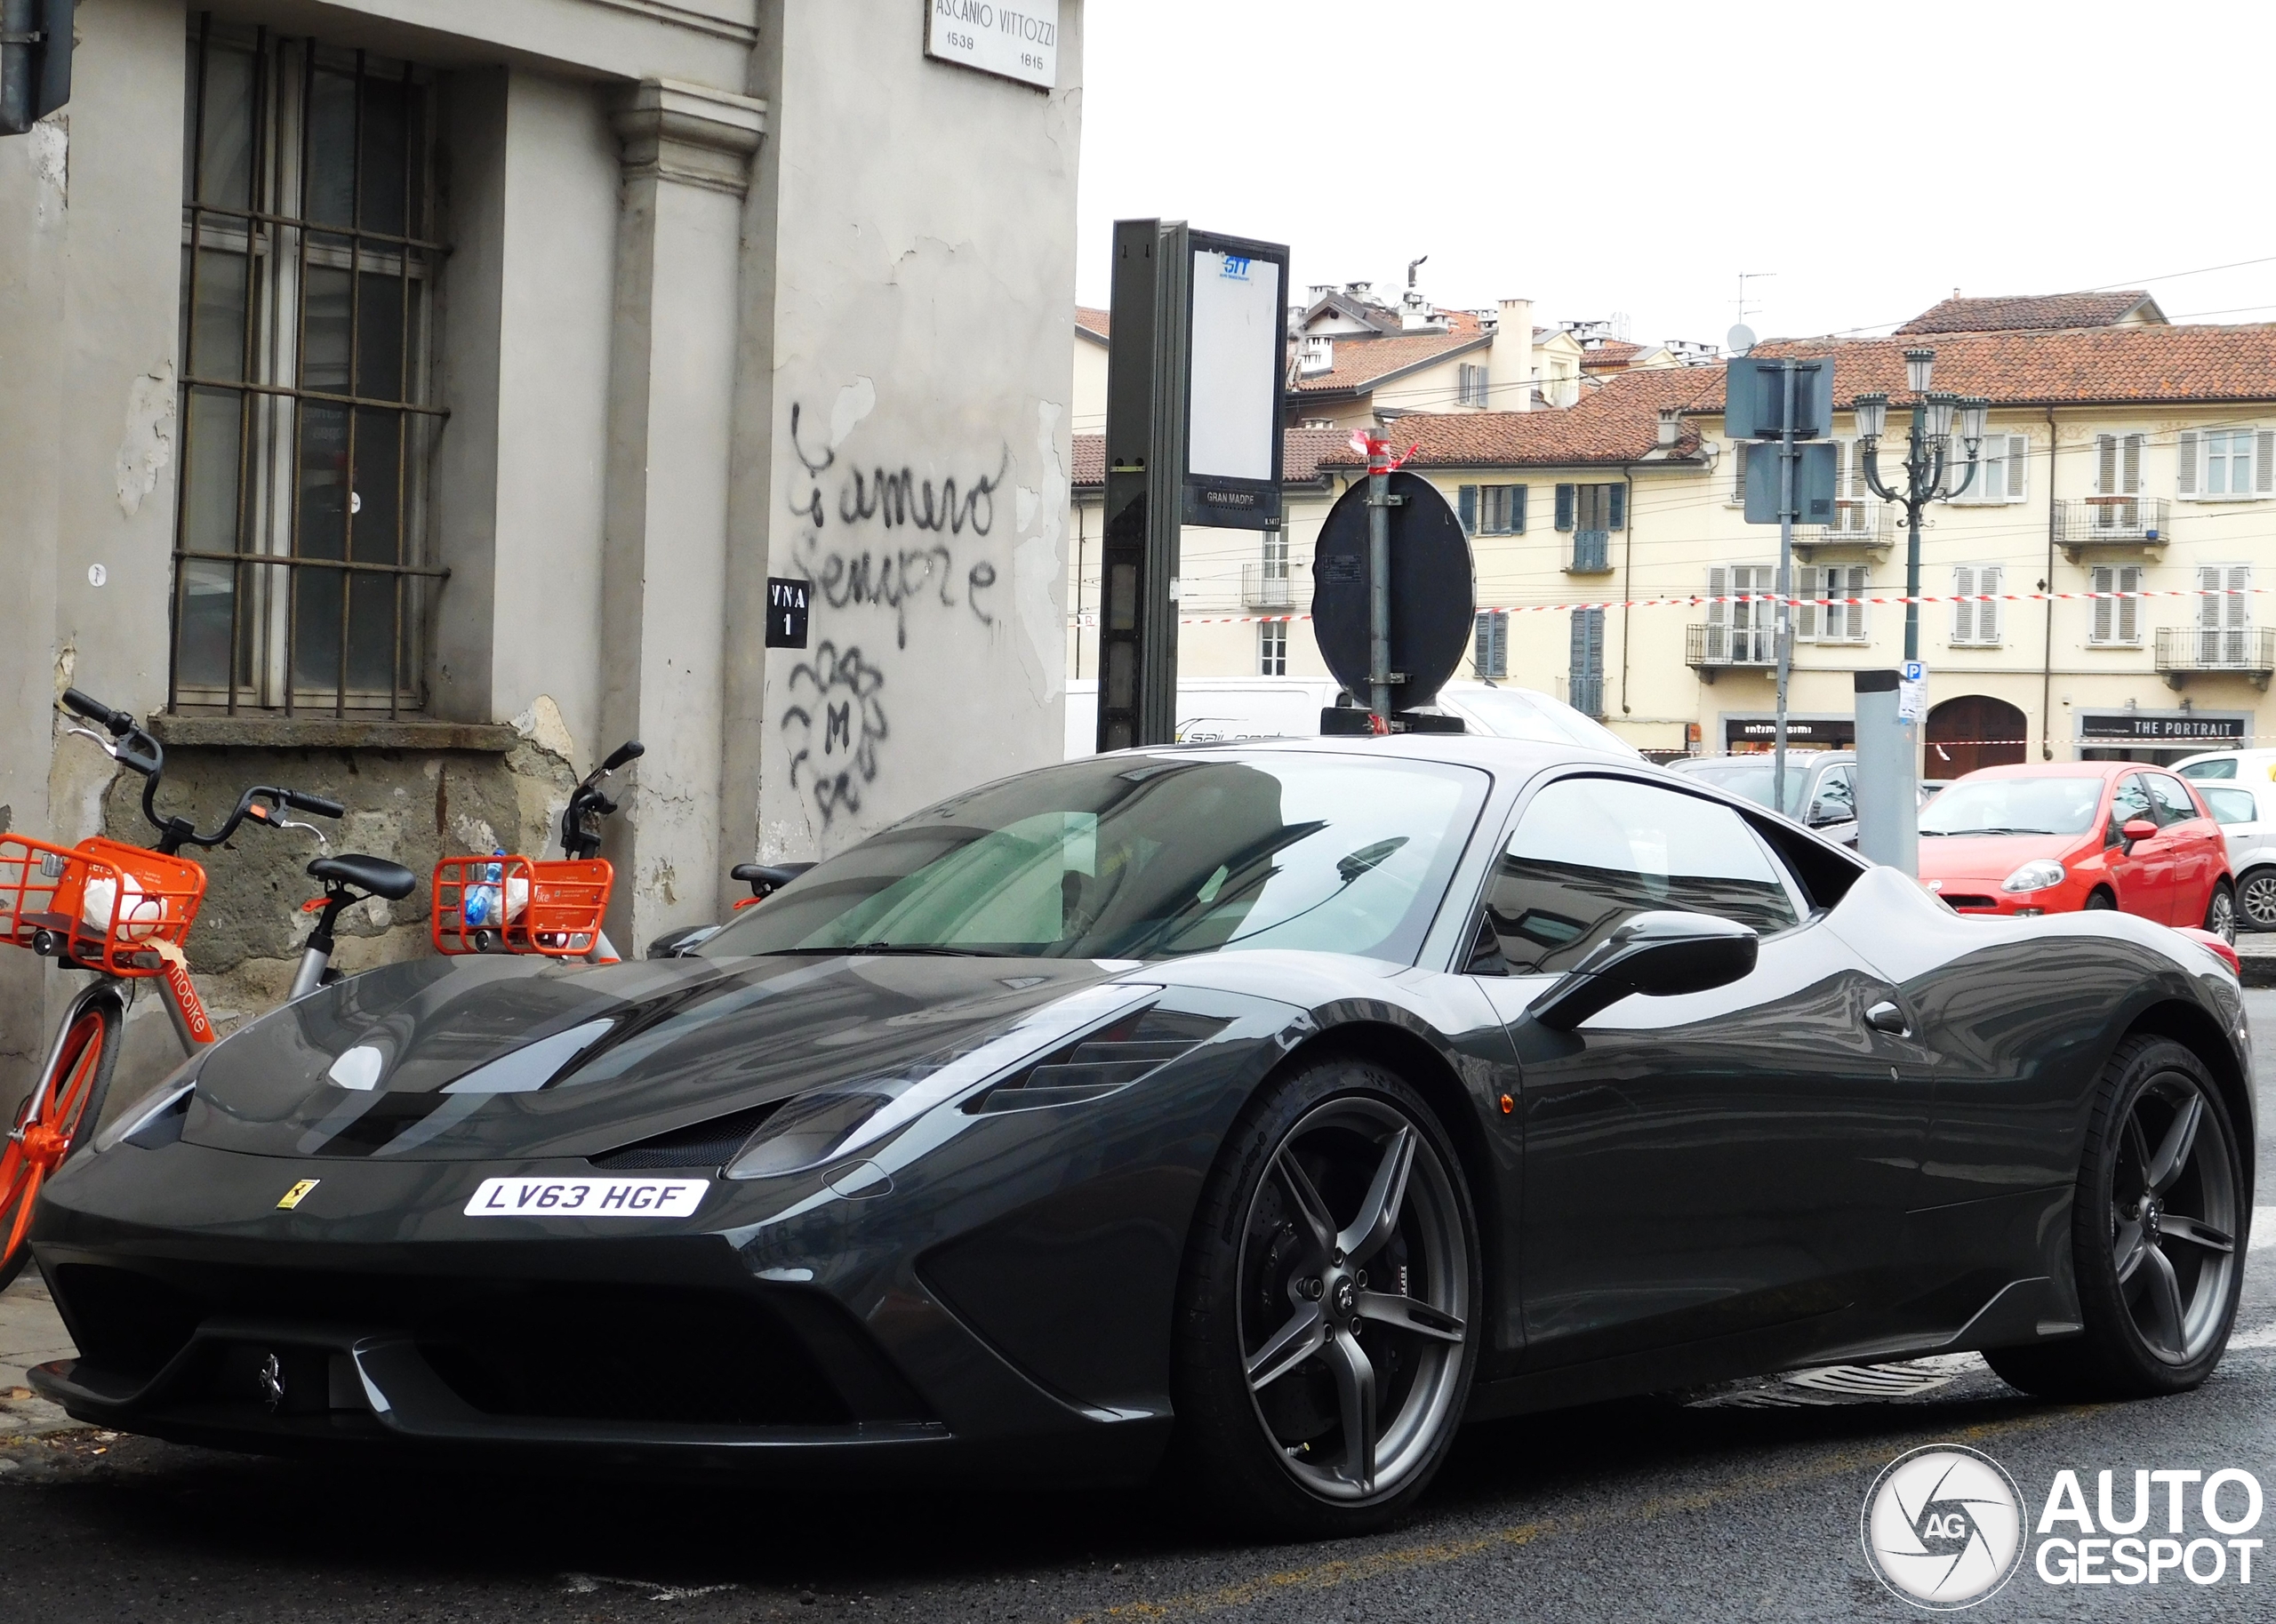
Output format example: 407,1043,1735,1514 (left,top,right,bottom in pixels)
309,852,417,901
733,861,813,893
